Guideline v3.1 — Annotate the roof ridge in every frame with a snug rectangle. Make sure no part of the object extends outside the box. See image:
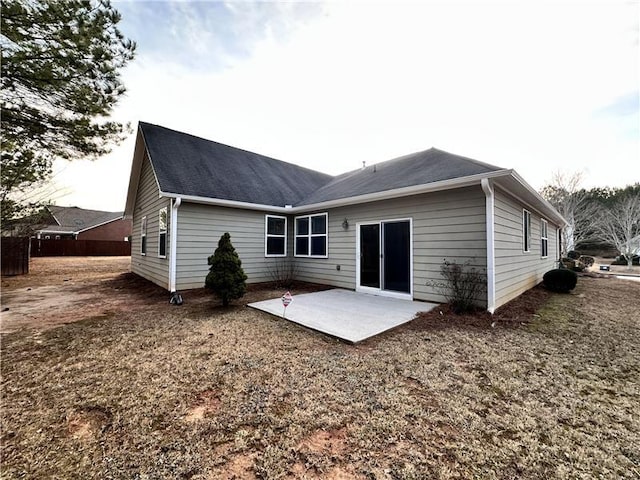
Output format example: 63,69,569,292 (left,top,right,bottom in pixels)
428,147,501,171
48,205,123,214
296,147,503,206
